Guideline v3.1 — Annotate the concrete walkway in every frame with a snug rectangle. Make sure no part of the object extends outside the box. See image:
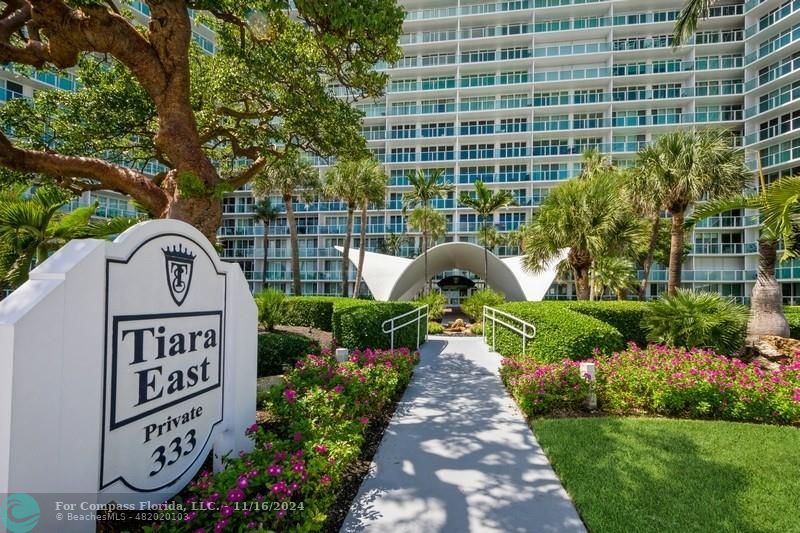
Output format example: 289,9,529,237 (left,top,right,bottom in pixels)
341,336,586,533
